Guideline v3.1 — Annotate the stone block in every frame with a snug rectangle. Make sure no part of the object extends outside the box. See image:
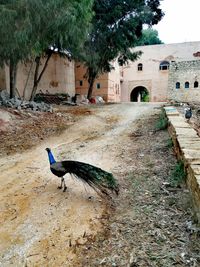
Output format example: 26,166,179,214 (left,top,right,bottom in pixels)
179,140,200,150
164,106,180,116
175,127,198,137
165,107,200,222
168,118,190,128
